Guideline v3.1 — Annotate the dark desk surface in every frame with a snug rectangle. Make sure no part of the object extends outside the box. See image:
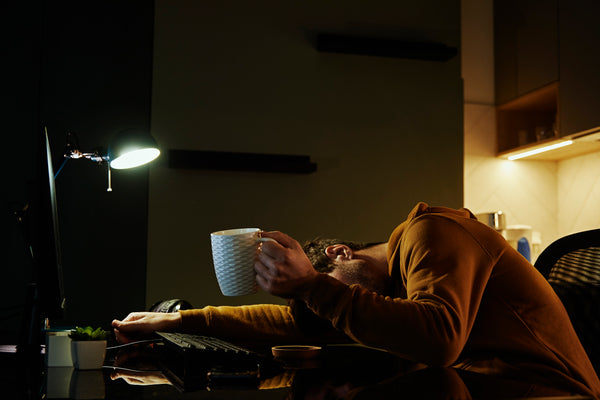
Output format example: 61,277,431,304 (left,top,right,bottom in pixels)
0,344,593,399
